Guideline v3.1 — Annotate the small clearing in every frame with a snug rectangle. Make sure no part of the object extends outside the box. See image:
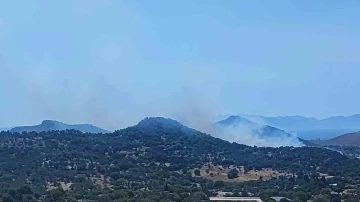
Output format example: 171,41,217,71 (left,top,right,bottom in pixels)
47,182,73,191
90,175,110,189
191,164,289,182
